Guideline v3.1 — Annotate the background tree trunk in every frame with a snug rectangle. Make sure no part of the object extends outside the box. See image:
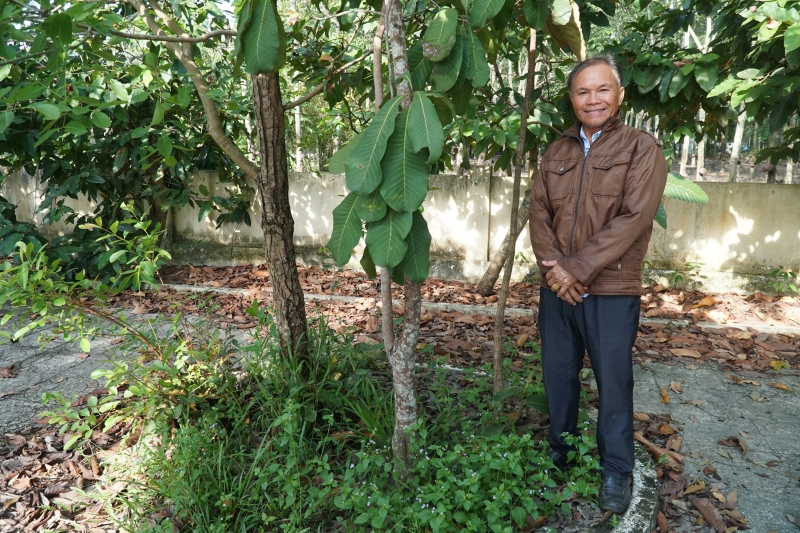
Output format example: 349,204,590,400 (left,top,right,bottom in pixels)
728,105,746,182
680,135,690,176
696,109,706,180
767,130,781,183
492,32,537,394
252,73,309,357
